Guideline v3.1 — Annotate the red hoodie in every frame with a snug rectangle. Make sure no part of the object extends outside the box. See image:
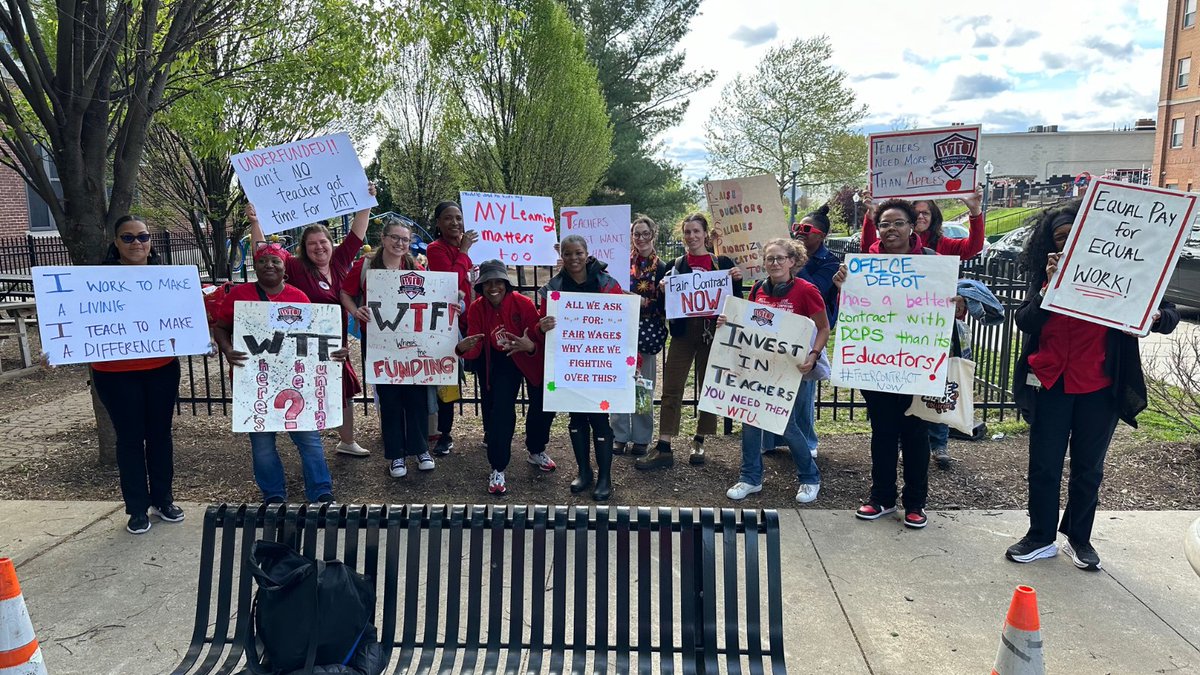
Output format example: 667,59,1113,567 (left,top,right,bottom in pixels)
458,290,546,386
